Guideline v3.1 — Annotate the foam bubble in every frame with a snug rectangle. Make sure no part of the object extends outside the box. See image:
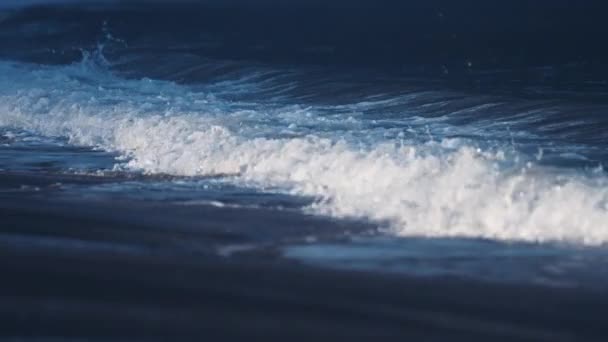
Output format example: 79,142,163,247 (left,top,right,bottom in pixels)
2,60,608,245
